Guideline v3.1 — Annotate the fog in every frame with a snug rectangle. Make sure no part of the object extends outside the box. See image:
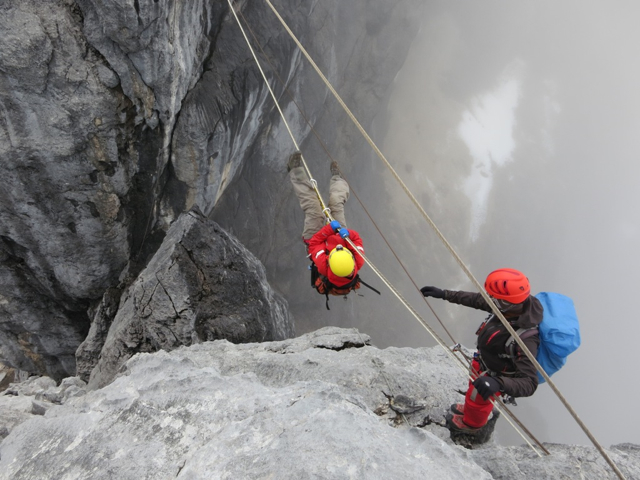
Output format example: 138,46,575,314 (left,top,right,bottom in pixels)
303,0,640,449
366,0,640,447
